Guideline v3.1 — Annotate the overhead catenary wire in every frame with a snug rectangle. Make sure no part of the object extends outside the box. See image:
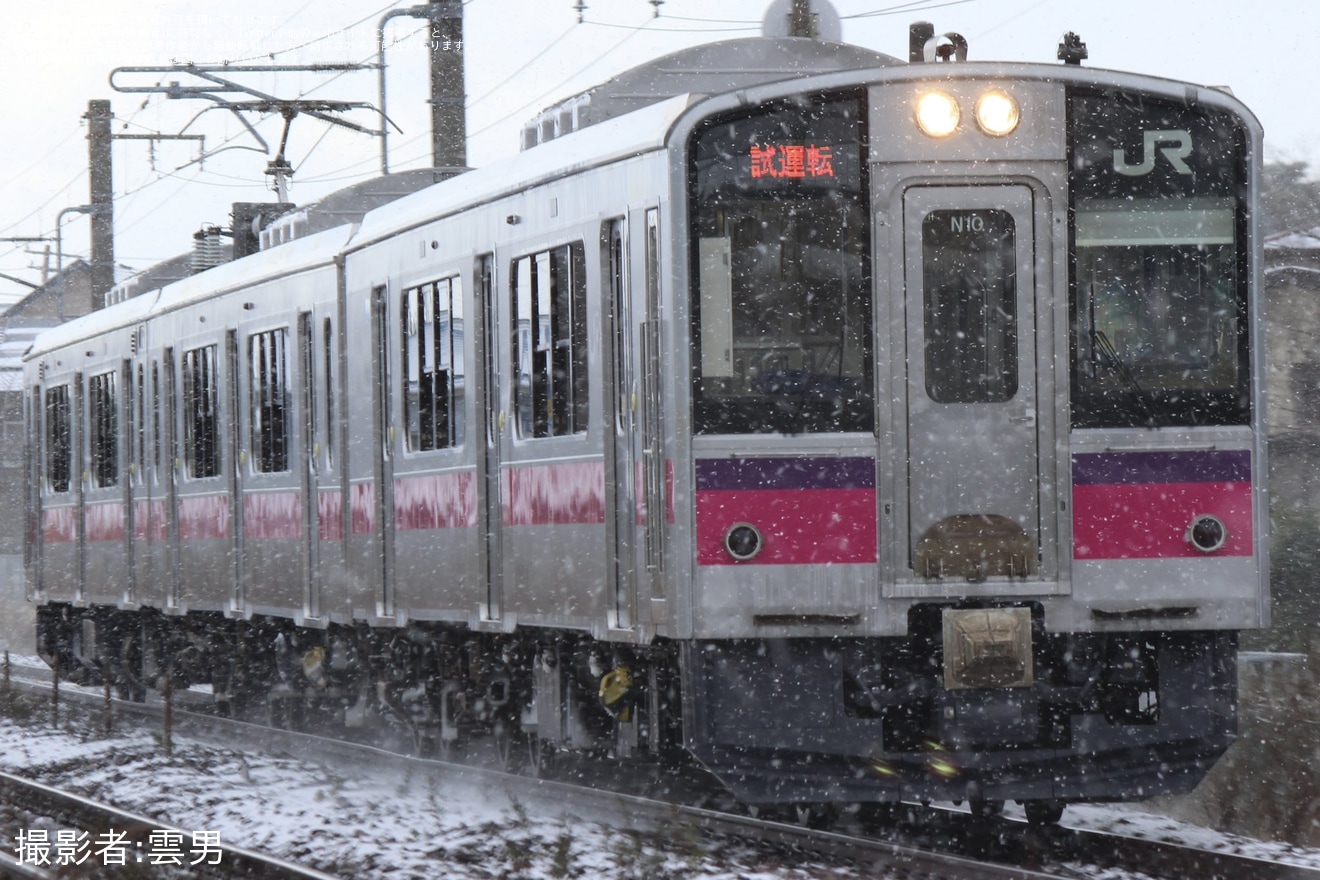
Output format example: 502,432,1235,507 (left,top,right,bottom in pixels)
841,0,980,20
467,15,659,141
8,0,1009,283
